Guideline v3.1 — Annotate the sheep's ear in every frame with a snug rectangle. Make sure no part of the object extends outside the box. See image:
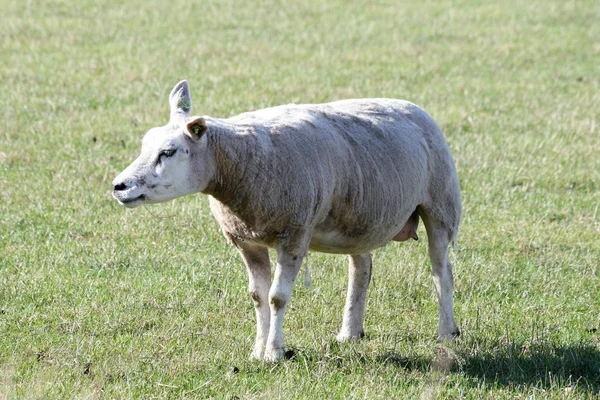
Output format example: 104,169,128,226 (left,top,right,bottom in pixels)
186,117,208,141
169,80,192,120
